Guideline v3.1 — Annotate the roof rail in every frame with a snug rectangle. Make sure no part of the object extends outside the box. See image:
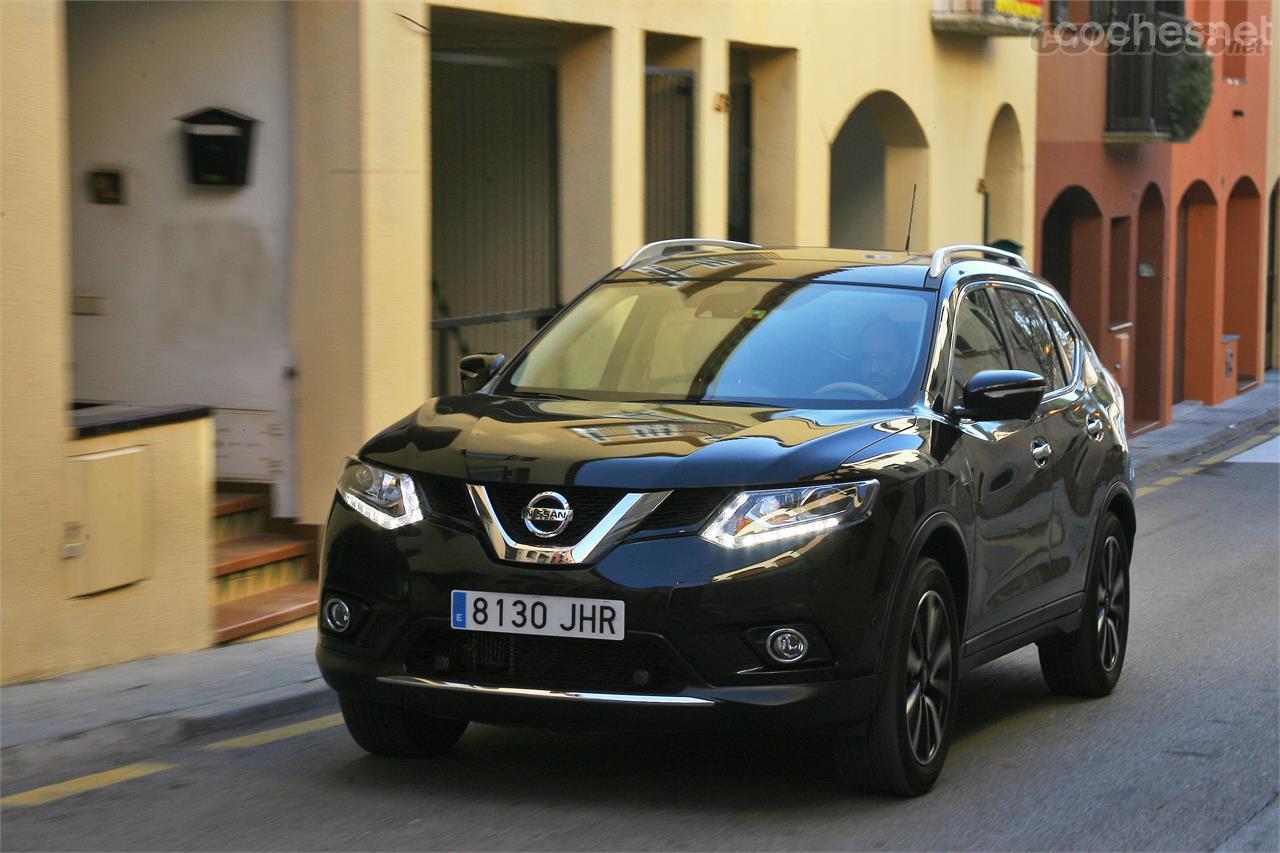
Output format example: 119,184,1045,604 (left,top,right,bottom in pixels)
928,244,1029,278
622,238,761,270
